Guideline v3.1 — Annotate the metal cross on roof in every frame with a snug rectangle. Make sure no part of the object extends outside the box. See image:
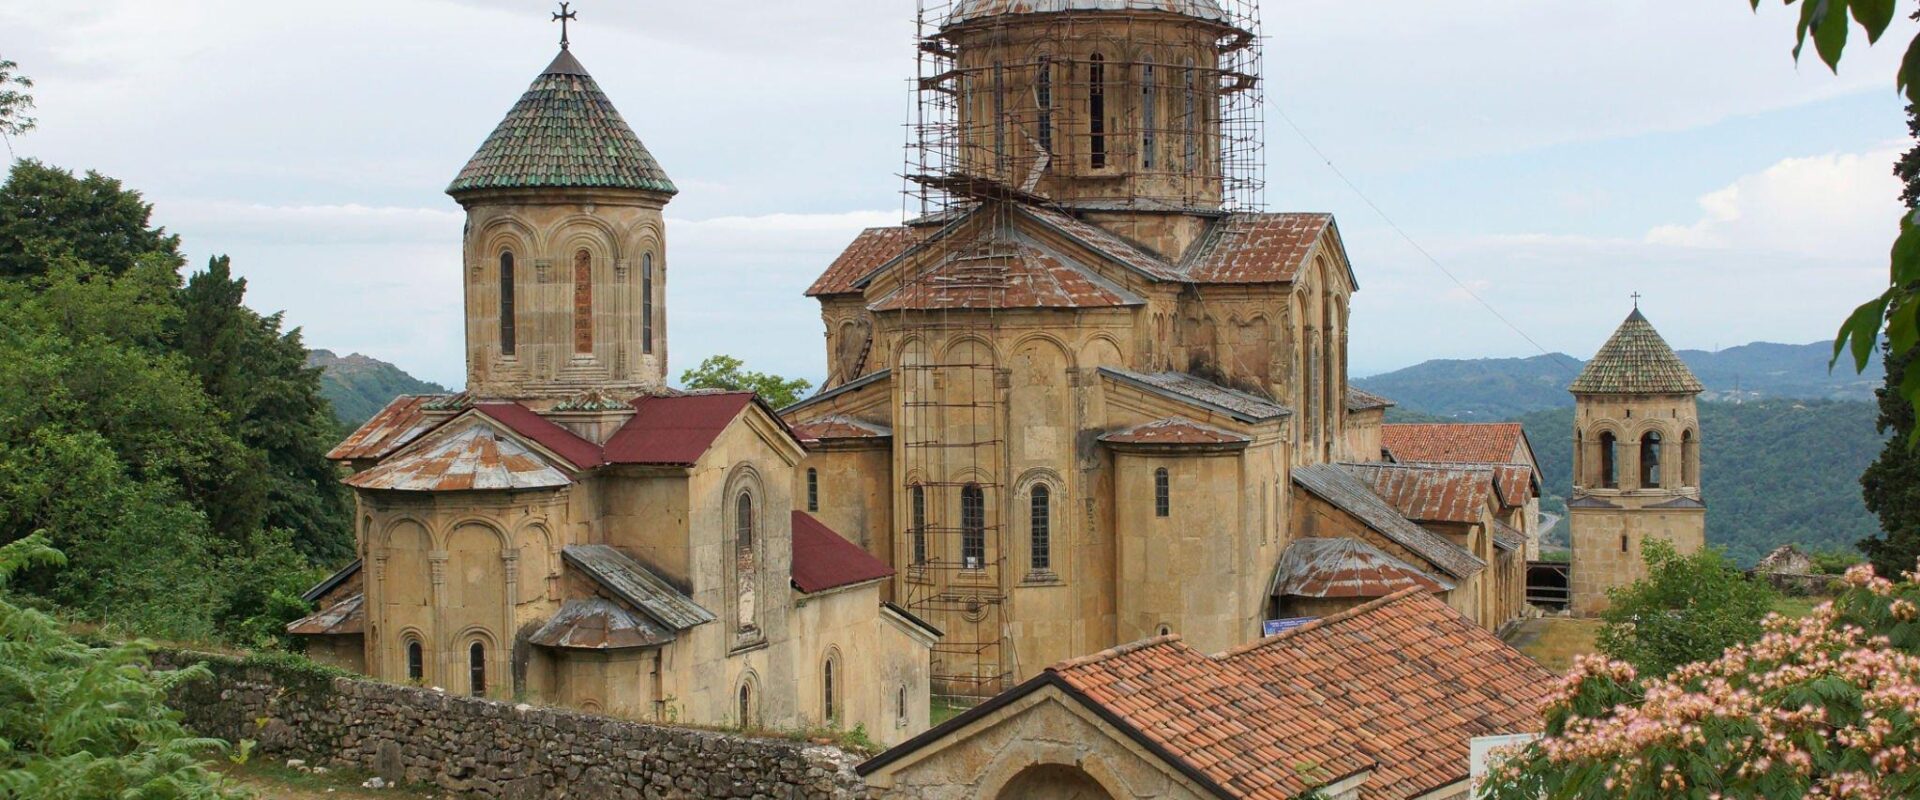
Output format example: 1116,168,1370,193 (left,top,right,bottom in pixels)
1631,291,1642,309
553,2,577,50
